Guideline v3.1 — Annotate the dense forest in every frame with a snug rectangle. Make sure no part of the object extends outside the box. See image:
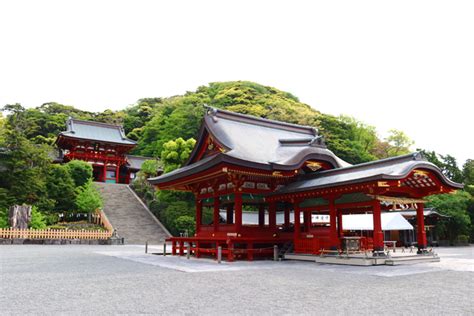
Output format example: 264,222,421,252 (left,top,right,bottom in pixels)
1,81,473,242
